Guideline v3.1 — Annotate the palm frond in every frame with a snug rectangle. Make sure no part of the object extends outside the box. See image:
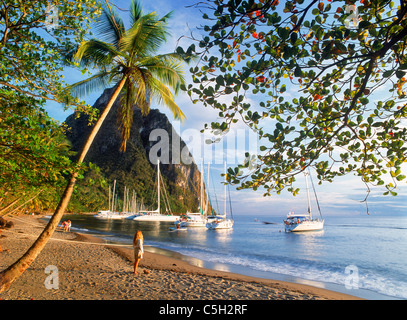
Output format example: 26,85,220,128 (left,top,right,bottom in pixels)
159,11,174,23
66,70,113,98
148,77,186,122
117,69,150,151
154,52,190,63
73,39,121,69
132,68,150,115
121,12,170,59
129,0,143,24
140,54,186,95
94,2,126,48
117,79,136,151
